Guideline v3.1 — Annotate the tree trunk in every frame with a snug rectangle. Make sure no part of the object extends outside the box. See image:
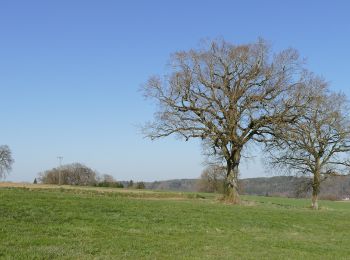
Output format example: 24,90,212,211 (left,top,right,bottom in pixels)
312,163,321,210
312,193,318,210
224,149,241,204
